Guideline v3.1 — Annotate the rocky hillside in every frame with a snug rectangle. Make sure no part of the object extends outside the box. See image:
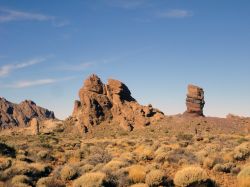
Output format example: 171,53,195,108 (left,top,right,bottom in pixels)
0,97,55,129
71,74,164,132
